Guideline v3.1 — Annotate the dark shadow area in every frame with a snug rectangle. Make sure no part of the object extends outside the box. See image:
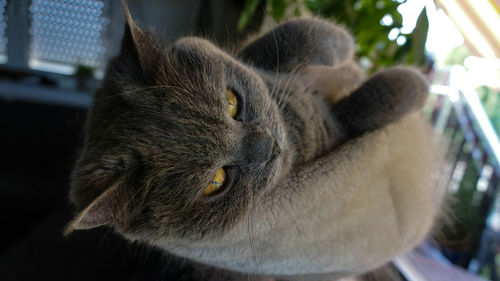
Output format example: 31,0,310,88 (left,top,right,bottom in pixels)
0,101,255,280
0,101,86,253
